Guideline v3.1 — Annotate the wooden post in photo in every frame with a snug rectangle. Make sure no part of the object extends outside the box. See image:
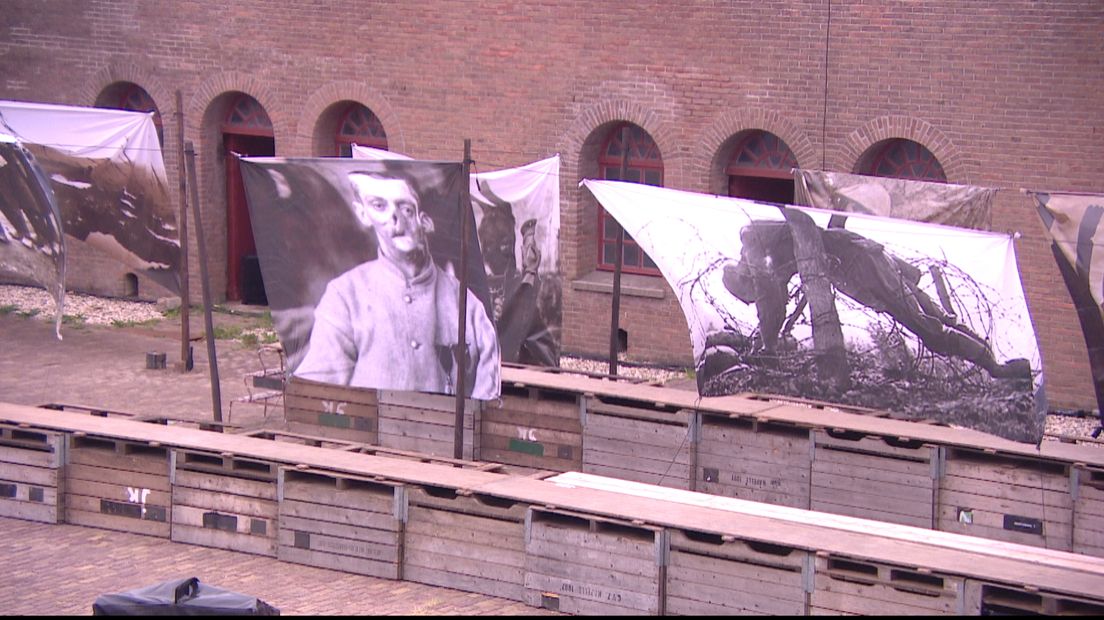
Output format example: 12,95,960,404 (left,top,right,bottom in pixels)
454,138,473,459
608,125,630,376
184,141,223,425
175,90,192,372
